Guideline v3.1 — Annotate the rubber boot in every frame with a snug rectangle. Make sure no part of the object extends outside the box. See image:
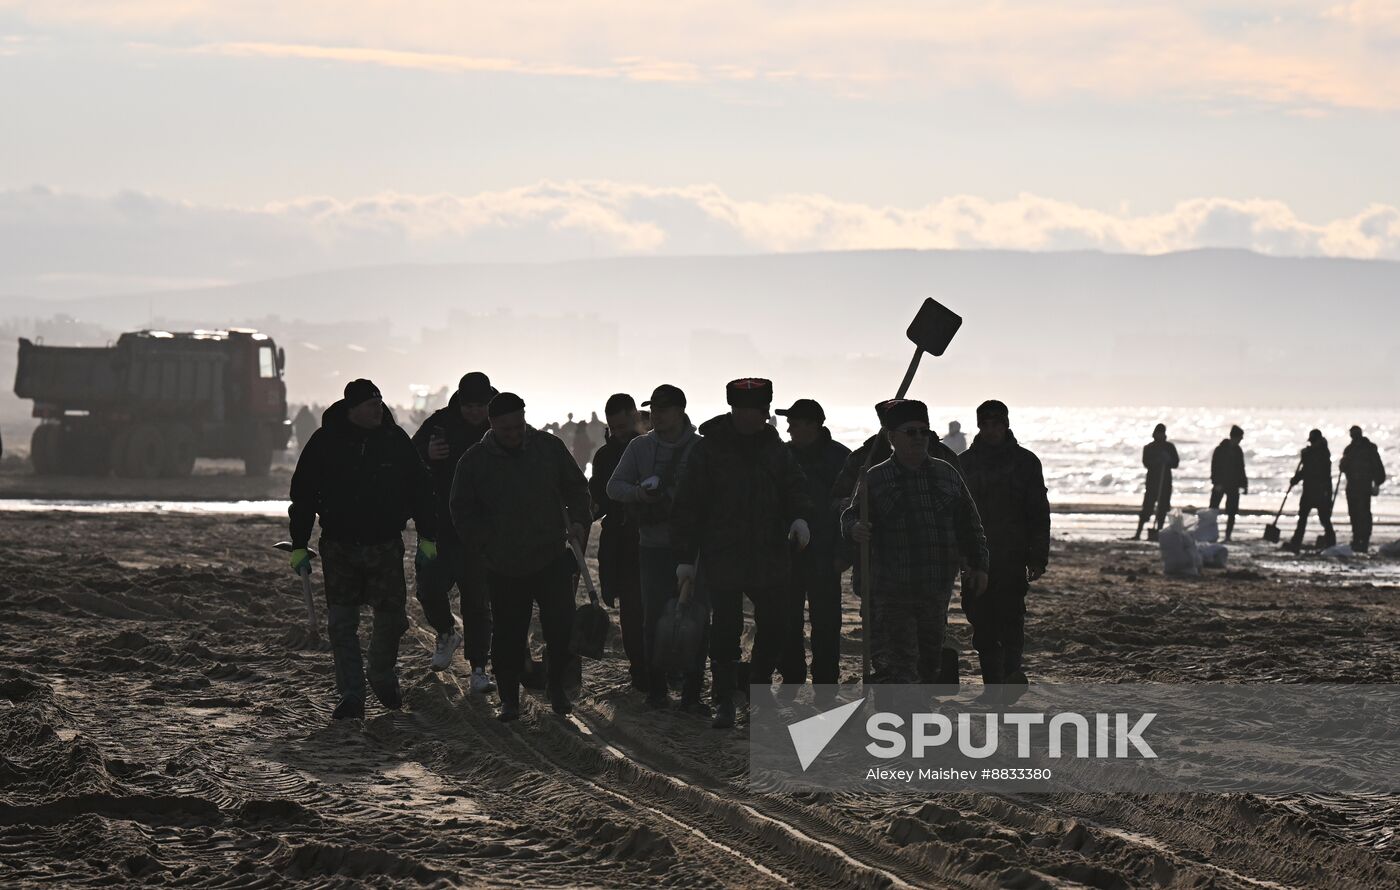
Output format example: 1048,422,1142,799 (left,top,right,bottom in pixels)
331,697,365,720
497,682,521,722
547,682,573,716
